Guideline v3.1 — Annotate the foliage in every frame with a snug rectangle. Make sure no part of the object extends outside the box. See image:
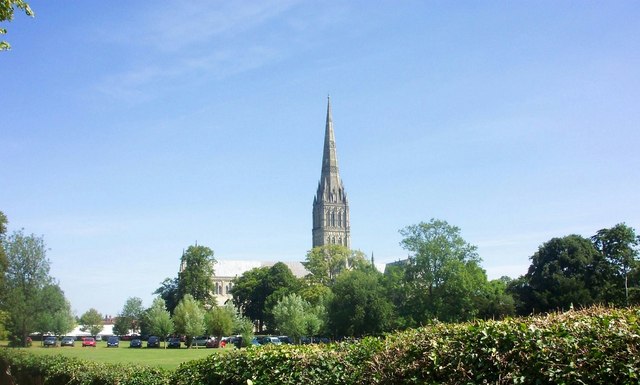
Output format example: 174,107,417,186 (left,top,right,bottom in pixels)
79,308,103,337
178,244,217,308
0,210,7,291
114,297,145,335
146,297,174,347
154,277,180,314
513,234,600,314
1,230,54,345
0,0,34,50
398,219,486,324
328,269,393,337
2,307,640,384
36,284,75,337
231,263,299,332
272,293,324,343
592,223,640,305
173,294,205,348
205,304,235,341
233,315,255,348
303,245,369,285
